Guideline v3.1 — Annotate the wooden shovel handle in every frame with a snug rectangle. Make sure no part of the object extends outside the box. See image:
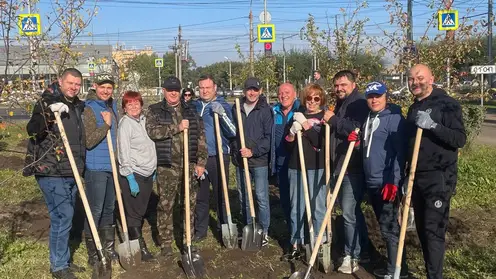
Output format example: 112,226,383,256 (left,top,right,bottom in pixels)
308,128,360,266
395,128,423,269
184,128,192,246
324,123,331,236
297,130,314,236
235,98,256,218
54,112,104,252
214,114,232,215
106,130,128,234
